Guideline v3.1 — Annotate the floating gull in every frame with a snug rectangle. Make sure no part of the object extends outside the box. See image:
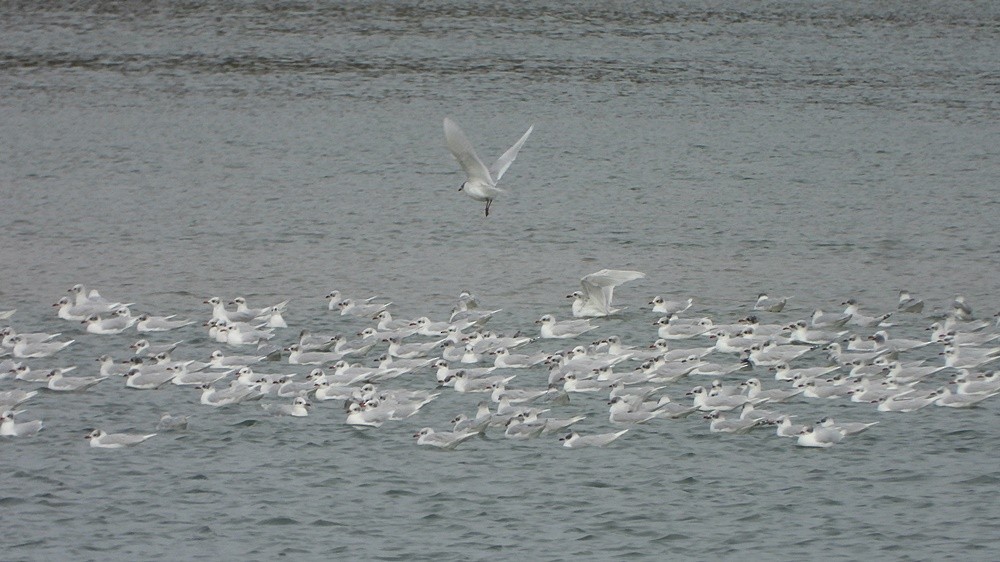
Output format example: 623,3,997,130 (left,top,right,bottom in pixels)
204,297,261,324
795,425,844,448
197,383,260,407
950,295,974,320
413,427,479,449
650,296,693,316
704,410,766,434
124,367,176,390
654,315,712,340
953,371,1000,395
47,370,107,392
896,290,924,313
1,327,62,348
809,309,852,329
85,429,156,449
338,297,391,318
753,293,788,312
817,416,878,435
53,296,117,321
503,415,546,439
841,299,893,328
82,308,137,335
135,314,195,332
932,387,999,408
1,410,43,437
775,415,807,438
156,412,190,431
261,396,311,417
559,429,629,448
536,314,598,339
10,335,75,358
